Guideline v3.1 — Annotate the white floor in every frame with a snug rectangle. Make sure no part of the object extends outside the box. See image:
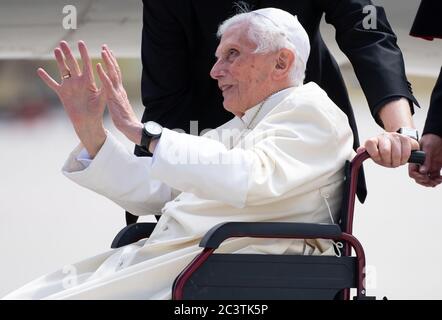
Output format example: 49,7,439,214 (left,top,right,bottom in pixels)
0,92,441,299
